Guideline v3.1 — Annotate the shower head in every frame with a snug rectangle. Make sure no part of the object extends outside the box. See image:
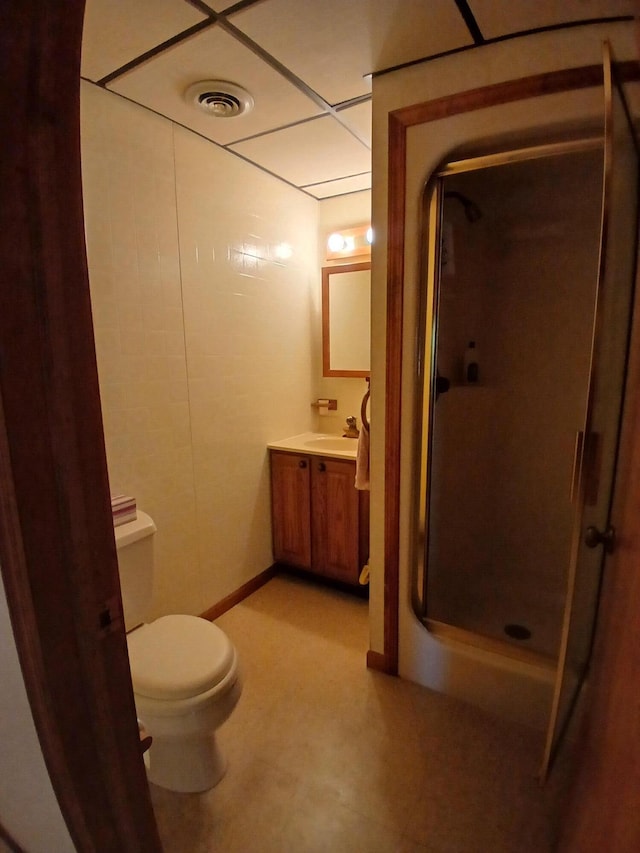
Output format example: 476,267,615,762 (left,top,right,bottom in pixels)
444,191,482,223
